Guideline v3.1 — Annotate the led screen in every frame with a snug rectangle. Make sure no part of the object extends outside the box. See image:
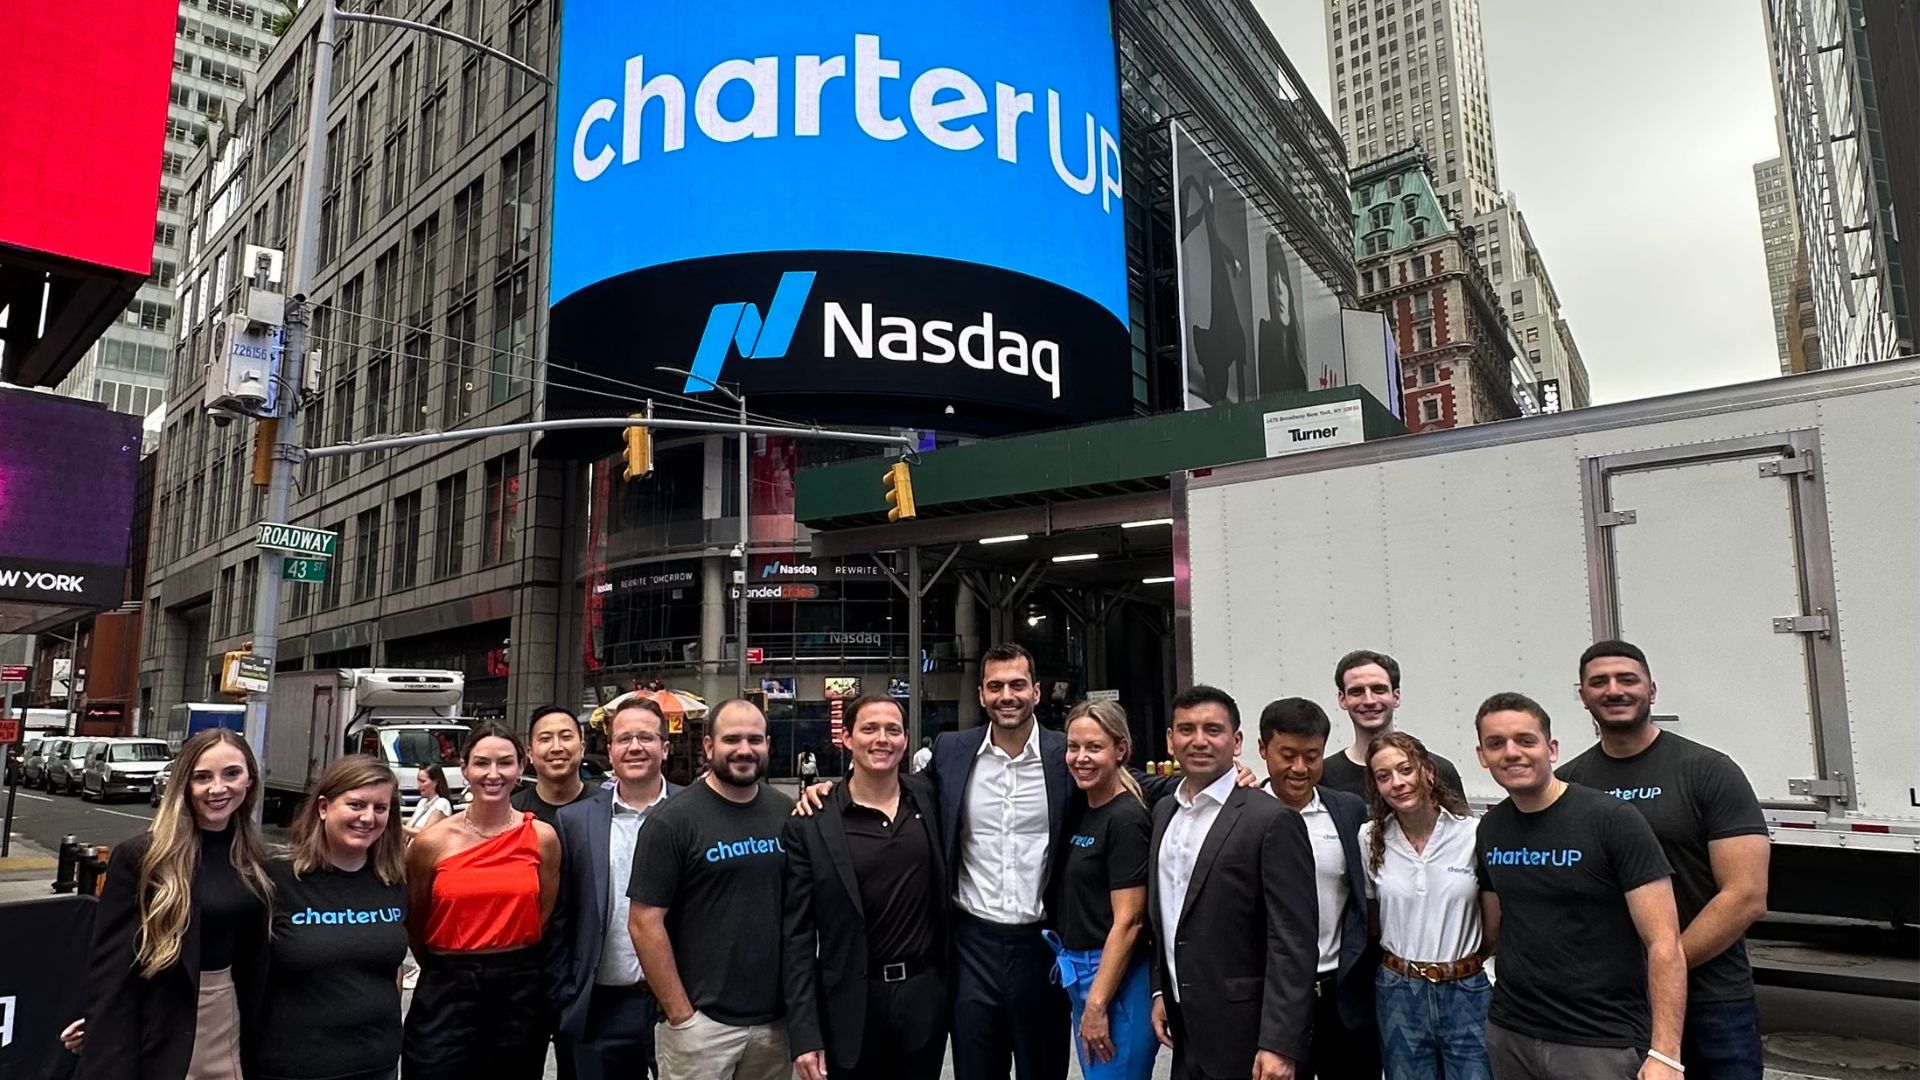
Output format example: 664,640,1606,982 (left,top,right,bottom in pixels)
0,390,142,608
